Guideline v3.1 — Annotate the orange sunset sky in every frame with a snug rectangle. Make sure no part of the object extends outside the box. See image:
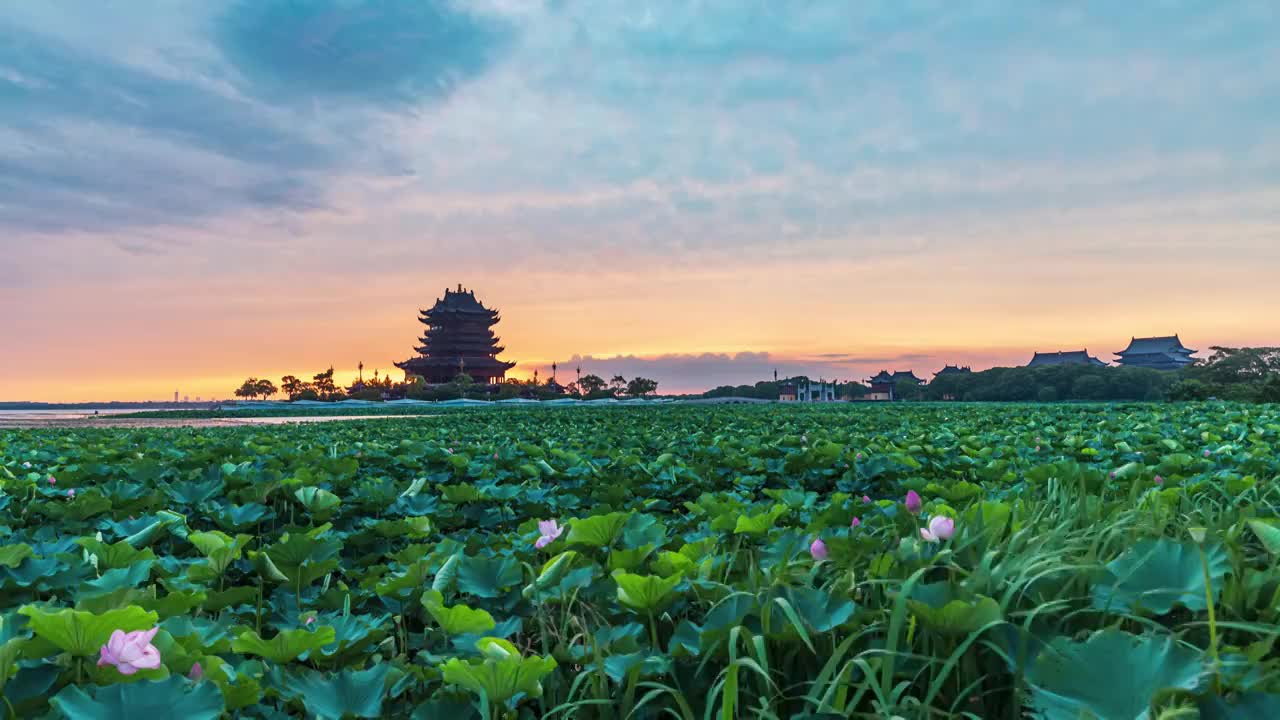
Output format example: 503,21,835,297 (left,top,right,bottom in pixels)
2,2,1279,401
